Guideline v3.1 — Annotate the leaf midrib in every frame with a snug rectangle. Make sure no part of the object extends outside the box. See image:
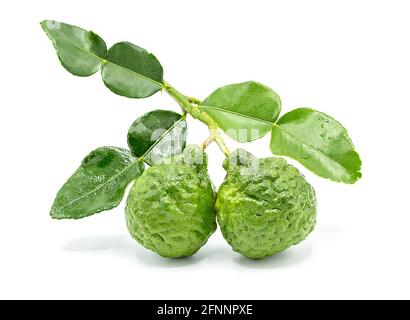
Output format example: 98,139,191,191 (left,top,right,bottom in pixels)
102,59,163,88
141,117,185,160
200,105,275,125
201,104,352,174
272,123,353,176
201,104,350,173
43,25,163,88
57,160,140,211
